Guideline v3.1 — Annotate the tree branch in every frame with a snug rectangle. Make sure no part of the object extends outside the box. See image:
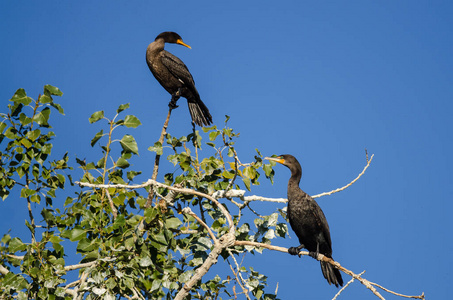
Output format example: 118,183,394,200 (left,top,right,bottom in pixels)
227,249,251,300
0,264,9,275
105,189,117,219
76,179,234,230
332,270,366,300
213,153,375,204
182,207,217,243
174,232,236,300
147,107,172,207
312,154,374,198
234,240,424,300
